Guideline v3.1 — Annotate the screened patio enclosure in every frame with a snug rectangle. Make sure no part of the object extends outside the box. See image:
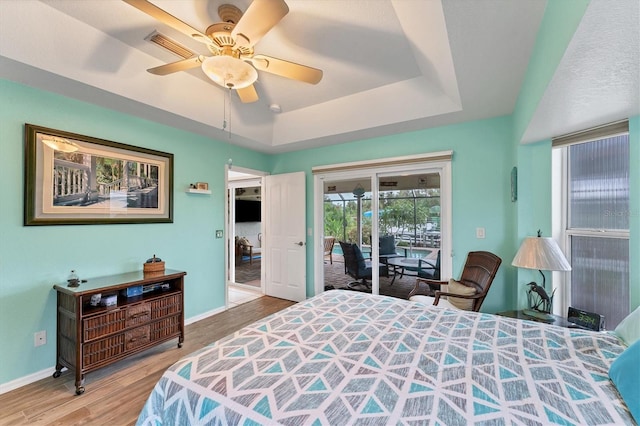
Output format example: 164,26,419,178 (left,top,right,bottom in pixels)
323,173,442,257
